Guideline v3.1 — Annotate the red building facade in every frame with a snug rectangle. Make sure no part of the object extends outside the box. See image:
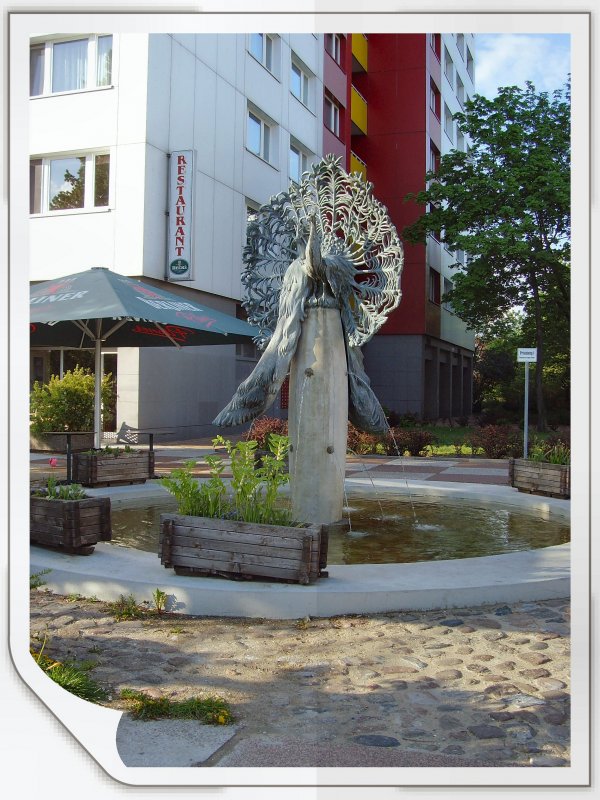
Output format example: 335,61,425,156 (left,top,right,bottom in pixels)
322,33,475,421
